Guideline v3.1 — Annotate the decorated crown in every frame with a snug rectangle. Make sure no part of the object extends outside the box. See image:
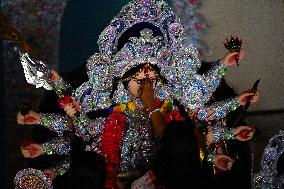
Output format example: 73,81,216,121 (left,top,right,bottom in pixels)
85,0,201,86
98,0,185,58
77,0,202,111
112,28,170,78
